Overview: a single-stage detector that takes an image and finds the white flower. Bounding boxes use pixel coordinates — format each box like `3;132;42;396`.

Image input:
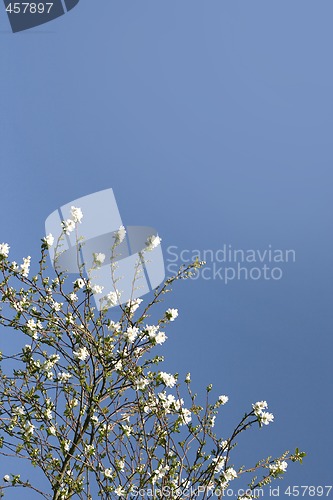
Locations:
116;459;125;472
145;234;161;251
152;464;170;484
159;371;176;388
91;414;100;424
93;252;105;266
44;234;54;247
219;395;229;405
25;422;35;435
143;325;168;344
166;308;178;321
114;225;126;244
252;401;268;414
124;326;139;343
108;320;121;332
269;460;288;474
57;372;72;382
185;372;191;383
3;475;10;482
27;319;37;331
104;468;113;479
120;412;130;422
252;401;273;425
211;416;216;428
114;360;122;371
154;465;170;480
143;403;153;413
114;485;126;496
135;378;149;391
269;464;278;473
51;301;62;312
223;467;237;481
11;261;19;271
13;299;24;312
63;440;71;452
220;440;229;450
45;408;53;420
158;392;177;412
126;298;143;314
85;444;95;455
107;291;119;307
70;206;83;224
92;284;104;294
62;219;75;235
0;243;10;258
73;278;85;289
145;324;159;339
279;461;288;472
66;313;75;326
180;408;192;425
20;256;31;277
69;398;79;408
73;347;89;361
48;426;56;435
12;406;25;416
260;411;274;425
122;424;132;436
212;456;226;473
155;331;167;345
65;294;77;305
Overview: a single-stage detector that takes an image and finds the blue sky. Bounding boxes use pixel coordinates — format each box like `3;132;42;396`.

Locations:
1;0;333;497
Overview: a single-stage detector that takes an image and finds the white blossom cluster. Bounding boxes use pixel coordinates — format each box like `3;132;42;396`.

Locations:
44;233;54;247
0;246;32;278
141;390;192;426
145;234;161;252
61;206;83;236
269;460;288;475
252;400;274;426
93;252;105;267
73;346;89;362
165;308;178;321
0;242;10;258
158;371;177;388
114;225;126;244
143;324;167;345
126;297;143;314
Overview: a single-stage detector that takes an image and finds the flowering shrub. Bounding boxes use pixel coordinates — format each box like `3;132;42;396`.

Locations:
0;208;305;499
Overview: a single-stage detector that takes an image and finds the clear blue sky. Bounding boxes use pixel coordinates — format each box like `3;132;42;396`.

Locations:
1;1;333;497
